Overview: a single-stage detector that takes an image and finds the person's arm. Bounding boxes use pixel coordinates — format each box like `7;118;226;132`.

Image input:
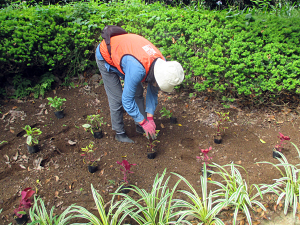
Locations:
145;83;159;117
121;56;146;123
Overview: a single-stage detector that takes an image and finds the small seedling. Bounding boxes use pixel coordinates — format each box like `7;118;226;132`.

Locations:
275;132;290;152
116;160;136;184
189;93;196;98
196;146;213;166
0;141;7;145
22;125;42;146
80;142;100;166
147;139;160;152
14;188;35;218
159;107;173;119
47;96;66;111
213;111;231;136
108;180;116;185
82;114;105;135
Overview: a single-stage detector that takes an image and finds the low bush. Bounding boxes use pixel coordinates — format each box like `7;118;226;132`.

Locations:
0;0;300;105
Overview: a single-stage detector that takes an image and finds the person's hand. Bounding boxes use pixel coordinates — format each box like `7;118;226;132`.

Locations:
140;119;156;139
147;117;156;130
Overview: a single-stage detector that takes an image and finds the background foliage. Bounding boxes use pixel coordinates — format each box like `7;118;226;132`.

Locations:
0;0;300;105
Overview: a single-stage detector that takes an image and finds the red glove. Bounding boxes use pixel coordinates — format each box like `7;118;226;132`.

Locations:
147;117;156;130
140;119;156;140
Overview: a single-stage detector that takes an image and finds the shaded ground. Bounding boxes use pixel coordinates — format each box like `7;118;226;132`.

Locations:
1;73;300;224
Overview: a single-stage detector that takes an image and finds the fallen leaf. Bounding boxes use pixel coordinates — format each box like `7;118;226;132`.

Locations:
12;151;19;161
4;154;9;161
257;207;263;213
55;191;60;198
121;155;127;158
55;201;63;208
237;161;242;164
172;37;176;44
12;106;17;109
178;124;182;126
68;140;77;145
35;109;44;116
100;169;104;176
33;157;43;170
45;178;51;184
20;164;26;169
166;55;171;58
10;129;14;133
260;139;266;143
55;176;59;182
161;123;165;128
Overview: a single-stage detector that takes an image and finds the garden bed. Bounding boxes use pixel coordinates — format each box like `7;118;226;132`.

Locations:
1;73;300;224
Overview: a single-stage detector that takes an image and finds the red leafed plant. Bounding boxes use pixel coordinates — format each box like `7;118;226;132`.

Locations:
275;132;290;152
14;187;35;218
116;160;136;184
196;146;213;166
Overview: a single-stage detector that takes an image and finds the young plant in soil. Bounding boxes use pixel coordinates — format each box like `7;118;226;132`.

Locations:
147;138;160;159
144;130;160;159
82;114;105;139
159;107;177;124
116;159;136;193
22;125;42;154
213;111;231;144
81;142;100;173
196;146;213;177
47;96;66;119
13;187;35;225
273;132;291;158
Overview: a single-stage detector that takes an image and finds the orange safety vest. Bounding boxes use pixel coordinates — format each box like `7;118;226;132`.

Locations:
100;34;165;81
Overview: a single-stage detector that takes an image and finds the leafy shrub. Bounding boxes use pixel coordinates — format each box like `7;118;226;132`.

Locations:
1;1;300;105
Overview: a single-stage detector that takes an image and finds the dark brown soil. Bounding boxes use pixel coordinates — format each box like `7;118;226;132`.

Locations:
1;74;300;224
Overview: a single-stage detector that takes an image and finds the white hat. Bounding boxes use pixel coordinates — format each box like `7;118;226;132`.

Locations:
154;58;184;93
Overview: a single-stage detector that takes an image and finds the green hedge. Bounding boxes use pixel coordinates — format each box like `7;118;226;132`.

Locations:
1;1;300;104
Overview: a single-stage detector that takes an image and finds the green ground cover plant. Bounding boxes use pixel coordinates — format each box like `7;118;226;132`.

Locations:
5;142;300;224
28;196;76;225
259;142;300;218
1;0;300;104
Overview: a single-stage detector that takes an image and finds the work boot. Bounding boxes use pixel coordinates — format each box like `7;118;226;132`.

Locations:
115;133;134;143
136;125;145;135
